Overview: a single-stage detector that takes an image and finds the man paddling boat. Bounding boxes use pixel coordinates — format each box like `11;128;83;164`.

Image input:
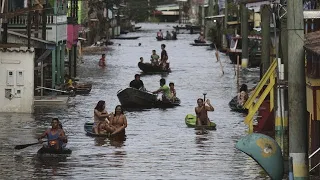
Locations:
38;118;68;150
195;98;214;126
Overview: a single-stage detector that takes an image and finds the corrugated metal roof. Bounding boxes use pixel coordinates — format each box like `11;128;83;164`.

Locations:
0;46;34;53
304;11;320;19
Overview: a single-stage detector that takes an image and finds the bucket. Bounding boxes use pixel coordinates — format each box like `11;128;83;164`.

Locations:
241;58;248;68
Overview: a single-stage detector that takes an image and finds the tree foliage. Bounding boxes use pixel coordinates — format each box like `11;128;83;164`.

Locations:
123;0;157;22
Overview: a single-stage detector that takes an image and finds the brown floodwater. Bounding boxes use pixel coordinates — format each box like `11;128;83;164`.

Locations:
0;23;269;179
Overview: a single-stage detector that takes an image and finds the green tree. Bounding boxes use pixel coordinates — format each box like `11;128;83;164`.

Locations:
124;0;157;22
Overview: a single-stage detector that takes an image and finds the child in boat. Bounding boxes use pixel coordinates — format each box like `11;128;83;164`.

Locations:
150;50;160;66
237;84;249;107
59;123;68;148
64;74;75;91
99;54;106;67
98;117;116;134
169;82;176;102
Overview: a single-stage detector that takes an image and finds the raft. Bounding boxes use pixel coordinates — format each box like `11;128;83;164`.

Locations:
84;122;111;137
228;96;248;114
185;114;216;130
37;147;72;157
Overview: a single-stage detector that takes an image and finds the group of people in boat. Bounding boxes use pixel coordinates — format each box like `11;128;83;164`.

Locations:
157;29;177;40
93;101;127;135
129;74;177;103
140;44;170;70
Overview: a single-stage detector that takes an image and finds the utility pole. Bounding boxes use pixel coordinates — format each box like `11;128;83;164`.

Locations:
260;4;270;76
240;3;248;68
27;0;32;49
288;0;309;179
222;0;228;50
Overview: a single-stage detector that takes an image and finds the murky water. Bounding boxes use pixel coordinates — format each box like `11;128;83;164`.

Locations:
0;23;268;179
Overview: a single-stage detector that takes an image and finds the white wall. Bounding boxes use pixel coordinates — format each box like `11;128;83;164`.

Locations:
0;47;35;113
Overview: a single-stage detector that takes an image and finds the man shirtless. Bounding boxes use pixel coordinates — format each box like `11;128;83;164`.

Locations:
195;98;214;126
110;105;127;136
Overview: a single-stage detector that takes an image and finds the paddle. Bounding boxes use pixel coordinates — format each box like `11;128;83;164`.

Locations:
14;140;47;150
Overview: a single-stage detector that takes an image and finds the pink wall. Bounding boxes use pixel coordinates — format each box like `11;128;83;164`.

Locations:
67;24;79;49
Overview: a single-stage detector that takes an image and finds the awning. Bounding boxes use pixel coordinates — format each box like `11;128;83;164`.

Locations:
304;10;320;19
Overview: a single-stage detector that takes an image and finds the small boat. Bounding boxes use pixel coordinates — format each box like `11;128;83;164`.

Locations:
117;87;158;108
138;62;171;73
37;147;72;157
114;36;140;40
228;96;248;113
194;39;206;44
185;114;216;130
155;98;181;108
190;43;212;46
84;122;111;137
156;37;177;41
135;26;142;30
120;30;129;34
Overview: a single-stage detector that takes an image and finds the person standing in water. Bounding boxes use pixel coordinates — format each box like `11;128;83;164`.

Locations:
99;54;106;67
38;118;68;150
195;98;214;126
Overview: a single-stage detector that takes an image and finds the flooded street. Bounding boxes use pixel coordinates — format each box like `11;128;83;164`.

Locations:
0;23;266;179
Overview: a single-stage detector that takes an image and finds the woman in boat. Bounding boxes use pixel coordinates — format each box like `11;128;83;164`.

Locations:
109;105;127;136
237;84;249;107
38;118;67;150
93;100;113;134
195;98;214;126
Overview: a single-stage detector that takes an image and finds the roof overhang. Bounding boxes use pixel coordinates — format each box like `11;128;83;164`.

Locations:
205;15;225;19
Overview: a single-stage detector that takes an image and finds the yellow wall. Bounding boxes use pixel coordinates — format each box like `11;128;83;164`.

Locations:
254;13;261;28
306;77;320;120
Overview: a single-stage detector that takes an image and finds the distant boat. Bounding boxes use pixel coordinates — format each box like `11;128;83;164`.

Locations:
138;62;171;73
113;36;140;40
135;26;142;30
190;43;212;47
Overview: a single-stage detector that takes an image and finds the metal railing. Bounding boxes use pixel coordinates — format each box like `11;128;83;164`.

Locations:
35;86;68;93
243;59;277;133
309;147;320;172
